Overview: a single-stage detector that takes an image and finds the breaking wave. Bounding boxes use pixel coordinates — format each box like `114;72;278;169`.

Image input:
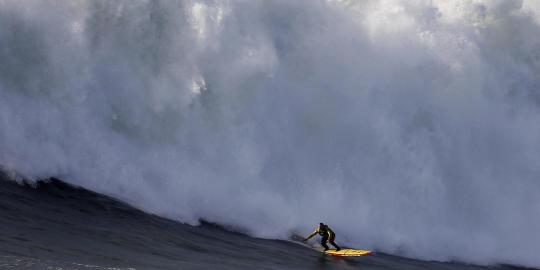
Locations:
1;0;539;267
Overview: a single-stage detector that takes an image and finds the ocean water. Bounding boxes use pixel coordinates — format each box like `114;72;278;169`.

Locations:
1;0;539;268
0;174;533;270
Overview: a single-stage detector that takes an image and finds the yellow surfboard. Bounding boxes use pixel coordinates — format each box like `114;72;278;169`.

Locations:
316;247;372;257
290;235;372;257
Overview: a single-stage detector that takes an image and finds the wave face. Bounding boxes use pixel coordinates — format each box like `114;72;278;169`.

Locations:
1;0;539;267
2;175;527;270
0;175;332;270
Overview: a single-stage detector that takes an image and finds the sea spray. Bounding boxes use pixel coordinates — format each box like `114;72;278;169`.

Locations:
0;0;539;267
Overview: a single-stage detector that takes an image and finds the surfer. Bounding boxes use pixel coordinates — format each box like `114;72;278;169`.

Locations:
303;223;341;251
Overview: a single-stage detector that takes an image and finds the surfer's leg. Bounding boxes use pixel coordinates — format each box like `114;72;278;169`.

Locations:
321;235;330;251
321;241;330;251
329;241;340;251
329;234;340;251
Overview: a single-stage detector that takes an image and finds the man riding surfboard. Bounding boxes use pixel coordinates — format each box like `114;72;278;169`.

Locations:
303;223;341;251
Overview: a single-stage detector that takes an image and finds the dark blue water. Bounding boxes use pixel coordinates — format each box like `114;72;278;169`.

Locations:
0;173;534;270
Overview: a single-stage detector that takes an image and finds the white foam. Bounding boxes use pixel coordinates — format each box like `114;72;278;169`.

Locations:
0;0;539;267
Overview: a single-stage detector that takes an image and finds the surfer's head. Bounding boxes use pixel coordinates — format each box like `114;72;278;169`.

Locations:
319;222;324;226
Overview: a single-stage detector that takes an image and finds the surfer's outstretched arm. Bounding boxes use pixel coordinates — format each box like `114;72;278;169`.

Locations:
304;231;317;241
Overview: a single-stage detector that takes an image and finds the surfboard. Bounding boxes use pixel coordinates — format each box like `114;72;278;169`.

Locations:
317;248;372;257
290;235;372;257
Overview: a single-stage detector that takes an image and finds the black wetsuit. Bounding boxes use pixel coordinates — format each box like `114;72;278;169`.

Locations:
306;224;341;251
318;225;340;251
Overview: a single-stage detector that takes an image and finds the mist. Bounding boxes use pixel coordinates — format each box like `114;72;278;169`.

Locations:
1;0;539;267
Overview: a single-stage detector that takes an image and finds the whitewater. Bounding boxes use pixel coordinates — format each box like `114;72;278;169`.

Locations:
1;0;539;268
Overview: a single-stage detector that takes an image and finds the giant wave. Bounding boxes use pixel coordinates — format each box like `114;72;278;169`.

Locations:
1;0;539;268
